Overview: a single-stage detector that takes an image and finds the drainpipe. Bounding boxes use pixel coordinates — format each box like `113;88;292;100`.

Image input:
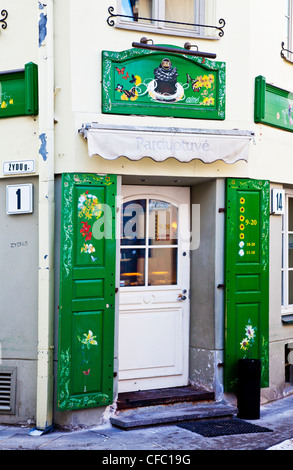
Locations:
35;0;55;432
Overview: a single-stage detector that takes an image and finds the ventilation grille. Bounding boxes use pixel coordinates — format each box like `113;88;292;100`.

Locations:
0;367;16;414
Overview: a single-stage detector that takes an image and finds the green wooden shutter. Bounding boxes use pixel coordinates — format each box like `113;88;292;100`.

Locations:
0;62;38;119
224;178;270;392
57;173;117;411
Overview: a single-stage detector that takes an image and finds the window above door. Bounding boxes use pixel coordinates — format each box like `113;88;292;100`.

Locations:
115;0;218;39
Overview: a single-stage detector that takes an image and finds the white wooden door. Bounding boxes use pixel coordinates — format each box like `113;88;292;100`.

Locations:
118;186;190;392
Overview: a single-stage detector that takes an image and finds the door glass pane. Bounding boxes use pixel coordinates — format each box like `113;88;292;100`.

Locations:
148;248;177;285
165;0;196;30
289;270;293;304
120;248;145;286
121;199;146;245
149;199;178;245
282;233;284;269
121;0;153;24
289;234;293;268
289;198;293;231
281;270;284;305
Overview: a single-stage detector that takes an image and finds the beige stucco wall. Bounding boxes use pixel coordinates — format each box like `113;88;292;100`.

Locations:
190;178;293;402
0;0;39;175
1;0;292;183
0;176;39;423
0;1;39;424
263;182;293;402
189;180;225;397
50;0;292;185
1;0;293;426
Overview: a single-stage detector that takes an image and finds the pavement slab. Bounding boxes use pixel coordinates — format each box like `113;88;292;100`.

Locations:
0;394;293;451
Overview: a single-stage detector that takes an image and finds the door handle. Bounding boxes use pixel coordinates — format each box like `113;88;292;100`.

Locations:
177;294;187;301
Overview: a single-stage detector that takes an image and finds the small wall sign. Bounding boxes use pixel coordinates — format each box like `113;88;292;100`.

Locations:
3;160;35;175
271;189;285;215
6;184;33;214
255;75;293;133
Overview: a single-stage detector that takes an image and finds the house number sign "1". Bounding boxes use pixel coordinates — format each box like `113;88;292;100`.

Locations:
6;184;33;214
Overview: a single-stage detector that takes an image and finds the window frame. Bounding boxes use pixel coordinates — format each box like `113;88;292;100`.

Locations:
282;190;293;313
285;0;293;62
116;0;217;39
120;197;180;289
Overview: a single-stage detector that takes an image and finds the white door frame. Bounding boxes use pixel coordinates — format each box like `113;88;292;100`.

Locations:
118;185;190;392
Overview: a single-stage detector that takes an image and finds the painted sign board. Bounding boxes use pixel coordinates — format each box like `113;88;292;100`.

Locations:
255;75;293;132
0;62;38;119
3;160;35;175
224;178;270;392
102;47;225;120
6;184;33;214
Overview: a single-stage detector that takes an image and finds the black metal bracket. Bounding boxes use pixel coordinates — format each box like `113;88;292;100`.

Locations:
0;9;8;29
107;6;225;37
132;38;217;58
281;41;293;59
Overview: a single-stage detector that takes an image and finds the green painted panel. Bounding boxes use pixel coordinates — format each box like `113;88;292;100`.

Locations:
235;274;260;293
254;75;293;132
224;179;270;392
0;62;38;118
102;47;225;120
73;280;104;299
57;173;117;411
72;311;103;395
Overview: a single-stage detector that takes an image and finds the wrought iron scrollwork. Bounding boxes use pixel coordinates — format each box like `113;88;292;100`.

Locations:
0;9;8;29
107;6;225;37
281;41;293;59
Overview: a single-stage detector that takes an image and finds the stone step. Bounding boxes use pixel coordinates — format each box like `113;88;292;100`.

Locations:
110;402;238;430
117;386;214;410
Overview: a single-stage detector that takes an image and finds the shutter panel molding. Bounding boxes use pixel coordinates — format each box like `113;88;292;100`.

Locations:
57;173;117;411
224;178;270;392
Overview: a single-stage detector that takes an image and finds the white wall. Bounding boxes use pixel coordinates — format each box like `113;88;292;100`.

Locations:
51;0;293;185
1;0;293;423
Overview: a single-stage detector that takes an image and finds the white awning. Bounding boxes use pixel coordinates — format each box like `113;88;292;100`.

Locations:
79;124;254;164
